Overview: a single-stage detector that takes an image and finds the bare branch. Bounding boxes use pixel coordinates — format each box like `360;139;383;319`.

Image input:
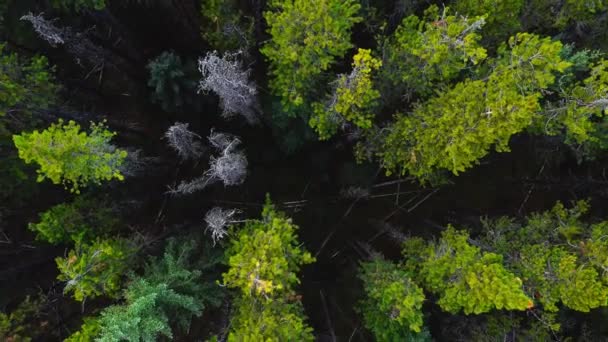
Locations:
164;122;204;160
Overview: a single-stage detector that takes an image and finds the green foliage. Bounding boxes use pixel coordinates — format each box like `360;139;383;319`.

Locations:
0;43;58;129
224;197;315;340
228;297;314;341
310;48;382;140
64;317;101;342
28;196;118;244
452;0;523;42
56;237;132;301
12;119;127;193
261;0;361;115
405;226;532;314
381;5;487;97
200;0;253;51
381;33;570;182
480;201;608;313
146;51;200;113
541;59;608;158
223;198;315;298
50;0;105;11
94;238;221;341
0;295;46;342
358;258;426;340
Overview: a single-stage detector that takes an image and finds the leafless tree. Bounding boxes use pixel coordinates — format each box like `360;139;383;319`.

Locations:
20;13;65;46
204;207;242;245
168;130;248;195
164;122;204;160
21;12;105;68
198;50;259;125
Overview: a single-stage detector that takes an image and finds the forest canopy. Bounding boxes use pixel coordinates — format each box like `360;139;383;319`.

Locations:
2;0;608;341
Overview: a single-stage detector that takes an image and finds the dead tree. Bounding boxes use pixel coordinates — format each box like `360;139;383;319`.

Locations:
164;122;204;161
198;51;259;125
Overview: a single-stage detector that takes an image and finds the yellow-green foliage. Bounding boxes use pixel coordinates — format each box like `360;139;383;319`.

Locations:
56;238;132;301
381;33;570;182
261;0;361;115
405;227;532;315
223;199;314;298
543;60;608;148
452;0;523;41
64;317;101;342
481;201;608;313
224;197;315;340
13;119;127;193
358;258;426;340
382;5;487;96
0;44;58;126
228;297;314;341
310;48;382;139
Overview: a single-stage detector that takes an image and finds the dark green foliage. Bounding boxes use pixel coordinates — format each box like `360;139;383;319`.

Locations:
28;196;118;244
93;238;223;341
146;51;200;113
200;0;253;51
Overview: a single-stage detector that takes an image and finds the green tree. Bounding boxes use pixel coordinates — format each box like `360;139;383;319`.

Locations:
28;196;118;244
56;237;132;301
94;238;222;341
146;51;200;113
380;33;571;182
381;5;487;97
540;59;608;159
403;227;533;315
13;119;127;193
358;258;428;341
310;48;382;140
228;297;314;341
224;197;315;340
222;198;315;298
479;201;608;313
261;0;361;115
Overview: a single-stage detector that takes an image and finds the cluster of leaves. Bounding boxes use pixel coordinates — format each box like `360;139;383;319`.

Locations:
540;59;608;159
56;237;133;301
403;226;532;315
310;48;382;140
223;197;315;340
67;238;223;341
452;0;523;43
381;5;487;98
357;258;428;341
479;201;608;314
12;119;127;193
261;0;362;115
380;33;570;182
28;195;118;244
